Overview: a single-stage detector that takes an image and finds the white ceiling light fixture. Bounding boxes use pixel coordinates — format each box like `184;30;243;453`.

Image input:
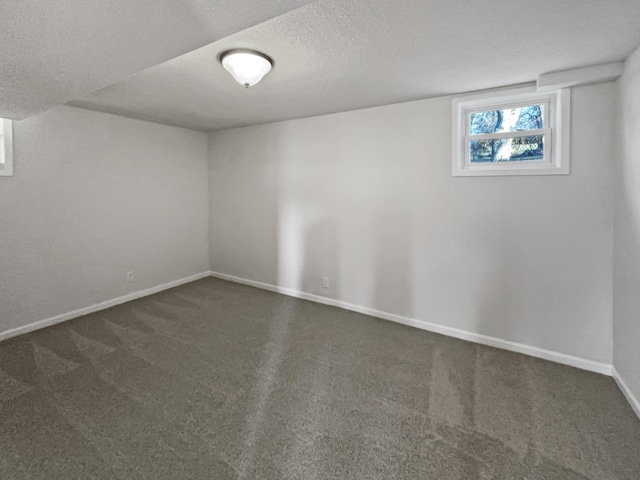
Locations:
219;49;274;88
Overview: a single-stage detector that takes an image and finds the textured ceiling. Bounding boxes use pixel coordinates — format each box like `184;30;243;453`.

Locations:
0;0;314;119
70;0;640;132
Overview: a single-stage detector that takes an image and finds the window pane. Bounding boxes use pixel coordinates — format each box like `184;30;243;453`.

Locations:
470;105;544;134
470;135;544;163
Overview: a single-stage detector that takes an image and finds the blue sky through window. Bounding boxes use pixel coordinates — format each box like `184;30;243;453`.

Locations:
470;105;544;135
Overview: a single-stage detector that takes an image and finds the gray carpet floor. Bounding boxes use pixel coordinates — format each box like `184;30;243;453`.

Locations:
0;277;639;479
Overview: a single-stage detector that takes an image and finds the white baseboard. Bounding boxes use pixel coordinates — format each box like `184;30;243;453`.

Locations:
209;271;613;376
1;269;630;413
0;272;211;343
613;368;640;420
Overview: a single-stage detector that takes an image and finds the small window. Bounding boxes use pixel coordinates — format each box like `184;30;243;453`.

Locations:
0;118;13;177
452;87;570;176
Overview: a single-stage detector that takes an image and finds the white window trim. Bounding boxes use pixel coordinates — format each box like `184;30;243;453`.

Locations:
452;86;570;177
0;118;14;177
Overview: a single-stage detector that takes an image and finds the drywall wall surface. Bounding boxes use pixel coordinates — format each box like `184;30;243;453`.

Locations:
0;106;209;333
209;82;615;364
614;45;640;402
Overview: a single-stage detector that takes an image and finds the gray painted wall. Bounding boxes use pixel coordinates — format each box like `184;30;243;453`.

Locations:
614;45;640;403
209;83;615;365
0;106;210;334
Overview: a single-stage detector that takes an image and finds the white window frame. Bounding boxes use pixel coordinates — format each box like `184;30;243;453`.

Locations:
452;86;570;176
0;118;14;177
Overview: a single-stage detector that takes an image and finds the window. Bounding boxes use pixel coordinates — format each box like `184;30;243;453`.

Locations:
0;118;13;177
452;87;570;176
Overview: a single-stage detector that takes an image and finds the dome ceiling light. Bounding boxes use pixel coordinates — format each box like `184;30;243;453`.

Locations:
219;49;274;88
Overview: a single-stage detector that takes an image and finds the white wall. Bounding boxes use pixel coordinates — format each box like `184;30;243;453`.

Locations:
614;45;640;404
0;106;209;335
209;83;615;366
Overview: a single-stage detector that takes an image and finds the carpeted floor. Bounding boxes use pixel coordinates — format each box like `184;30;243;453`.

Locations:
0;277;639;479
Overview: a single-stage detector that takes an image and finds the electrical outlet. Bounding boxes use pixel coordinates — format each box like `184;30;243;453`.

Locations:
323;277;330;289
126;271;134;282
